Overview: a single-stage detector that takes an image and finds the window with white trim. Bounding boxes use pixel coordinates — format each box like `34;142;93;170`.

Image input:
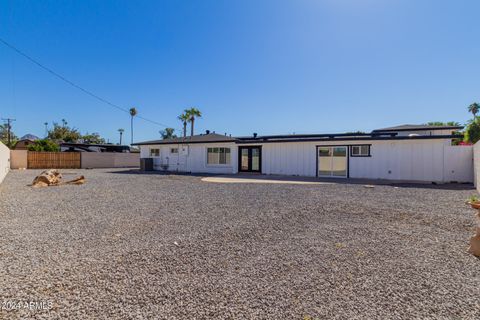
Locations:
170;148;178;154
207;147;231;165
149;148;160;157
351;145;370;157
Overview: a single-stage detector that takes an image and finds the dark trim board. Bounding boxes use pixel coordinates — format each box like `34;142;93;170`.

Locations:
135;134;462;146
238;134;461;144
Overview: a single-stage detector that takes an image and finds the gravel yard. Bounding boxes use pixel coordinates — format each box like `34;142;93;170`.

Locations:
0;169;479;319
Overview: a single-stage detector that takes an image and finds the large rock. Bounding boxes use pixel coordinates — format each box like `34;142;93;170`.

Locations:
468;228;480;256
30;169;85;187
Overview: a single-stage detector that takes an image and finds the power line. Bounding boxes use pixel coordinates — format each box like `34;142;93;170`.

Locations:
0;36;173;128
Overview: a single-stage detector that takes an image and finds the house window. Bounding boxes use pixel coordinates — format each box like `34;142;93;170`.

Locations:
351;145;370;157
207;147;231;165
149;148;160;157
170;148;178;154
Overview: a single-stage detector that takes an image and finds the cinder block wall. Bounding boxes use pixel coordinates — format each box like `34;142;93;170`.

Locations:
81;153;139;168
10;150;28;169
0;142;10;184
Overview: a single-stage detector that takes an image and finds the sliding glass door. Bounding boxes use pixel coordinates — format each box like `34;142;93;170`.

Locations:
318;146;347;177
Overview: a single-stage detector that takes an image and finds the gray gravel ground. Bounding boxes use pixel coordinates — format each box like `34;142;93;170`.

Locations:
0;169;479;319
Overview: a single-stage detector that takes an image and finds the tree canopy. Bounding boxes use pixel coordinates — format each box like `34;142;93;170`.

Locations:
160;128;177;139
27;139;60;152
46;121;107;143
0;123;18;147
426;121;461;126
82;132;106;144
47;122;81;142
464;119;480;144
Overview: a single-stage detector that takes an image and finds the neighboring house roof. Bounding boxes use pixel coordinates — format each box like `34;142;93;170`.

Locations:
60;142;131;152
132;133;237;146
13;139;36;150
372;124;463;132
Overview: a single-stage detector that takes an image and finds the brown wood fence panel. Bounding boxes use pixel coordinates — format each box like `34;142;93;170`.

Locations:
27;152;81;169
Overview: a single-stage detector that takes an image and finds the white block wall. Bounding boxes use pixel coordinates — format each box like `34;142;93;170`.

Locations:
0;142;10;184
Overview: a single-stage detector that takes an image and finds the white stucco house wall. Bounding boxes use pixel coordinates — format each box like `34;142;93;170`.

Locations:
133;124;473;183
0;141;10;184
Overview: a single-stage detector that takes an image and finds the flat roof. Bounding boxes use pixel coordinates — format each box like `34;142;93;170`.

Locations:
372;124;463;132
237;134;463;144
134;132;463;145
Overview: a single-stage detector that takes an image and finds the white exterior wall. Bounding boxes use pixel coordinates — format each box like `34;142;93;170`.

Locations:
140;143;237;174
257;139;472;182
140;139;472;183
261;142;317;176
0;142;10;184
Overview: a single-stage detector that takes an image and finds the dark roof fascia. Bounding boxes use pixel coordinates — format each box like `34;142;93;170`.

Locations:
236;132;396;140
236;134;463;144
372;126;463;132
132;139;238;146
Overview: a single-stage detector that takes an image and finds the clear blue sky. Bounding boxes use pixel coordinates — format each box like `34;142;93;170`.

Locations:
1;0;479;143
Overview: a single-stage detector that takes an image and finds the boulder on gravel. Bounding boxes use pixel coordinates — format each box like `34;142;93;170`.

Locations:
30;169;85;187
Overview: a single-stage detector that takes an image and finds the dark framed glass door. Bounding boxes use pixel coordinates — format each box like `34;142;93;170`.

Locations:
317;146;348;178
238;146;262;172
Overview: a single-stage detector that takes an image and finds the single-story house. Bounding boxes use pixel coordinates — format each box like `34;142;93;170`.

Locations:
133;124;473;183
13;134;40;150
13;139;36;150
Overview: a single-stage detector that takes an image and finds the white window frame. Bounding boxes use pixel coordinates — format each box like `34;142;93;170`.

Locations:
350;145;371;157
206;147;232;166
170;147;179;154
149;148;160;157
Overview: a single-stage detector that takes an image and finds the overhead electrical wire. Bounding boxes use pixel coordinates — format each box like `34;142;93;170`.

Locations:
0;36;172;128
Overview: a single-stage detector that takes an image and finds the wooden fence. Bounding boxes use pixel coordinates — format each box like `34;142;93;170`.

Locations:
27;152;81;169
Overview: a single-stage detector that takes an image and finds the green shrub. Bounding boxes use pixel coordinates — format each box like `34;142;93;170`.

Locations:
464;120;480;144
27;139;60;152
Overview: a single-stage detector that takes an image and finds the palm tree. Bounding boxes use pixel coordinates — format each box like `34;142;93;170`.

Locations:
129;107;137;144
468;103;479;120
178;112;189;138
118;128;124;145
185;107;202;136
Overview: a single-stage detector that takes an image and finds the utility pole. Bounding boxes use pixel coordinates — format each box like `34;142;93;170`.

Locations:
44;122;48;138
1;118;16;146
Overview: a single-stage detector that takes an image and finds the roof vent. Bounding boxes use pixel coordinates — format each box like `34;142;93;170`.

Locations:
206;130;210;134
253;133;258;138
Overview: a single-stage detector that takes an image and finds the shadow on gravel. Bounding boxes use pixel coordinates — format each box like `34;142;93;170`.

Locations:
106;169;219;178
106;169;475;191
